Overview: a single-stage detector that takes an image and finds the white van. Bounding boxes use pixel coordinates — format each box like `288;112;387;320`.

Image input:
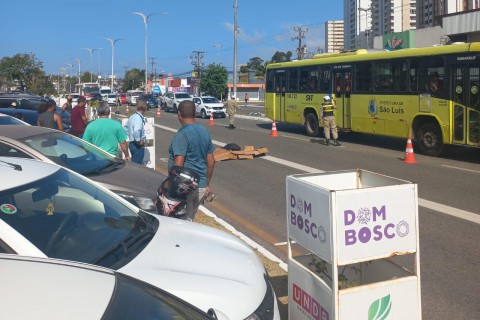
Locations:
126;90;144;106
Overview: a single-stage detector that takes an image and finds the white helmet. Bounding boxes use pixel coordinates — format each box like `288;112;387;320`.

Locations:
323;95;331;101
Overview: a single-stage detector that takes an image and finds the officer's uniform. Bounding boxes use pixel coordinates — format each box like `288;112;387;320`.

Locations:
321;96;340;146
226;96;239;129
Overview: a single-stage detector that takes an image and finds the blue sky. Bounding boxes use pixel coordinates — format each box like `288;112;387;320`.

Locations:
0;0;342;78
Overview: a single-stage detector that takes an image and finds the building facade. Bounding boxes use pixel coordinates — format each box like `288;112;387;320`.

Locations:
325;20;345;52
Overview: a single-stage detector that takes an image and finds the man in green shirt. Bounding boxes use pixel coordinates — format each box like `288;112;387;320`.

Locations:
83;103;131;160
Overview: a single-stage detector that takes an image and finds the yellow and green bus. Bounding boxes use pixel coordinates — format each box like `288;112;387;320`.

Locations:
265;42;480;156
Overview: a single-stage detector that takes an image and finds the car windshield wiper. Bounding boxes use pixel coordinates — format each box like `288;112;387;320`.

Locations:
90;220;154;266
83;160;124;175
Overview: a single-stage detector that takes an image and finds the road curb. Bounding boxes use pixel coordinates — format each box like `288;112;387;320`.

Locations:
199;205;288;272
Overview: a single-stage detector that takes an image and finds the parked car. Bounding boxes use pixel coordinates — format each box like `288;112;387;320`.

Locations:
0;254;224;320
145;93;158;110
193;96;226;119
0;113;30;125
0;157;280;320
0;125;162;212
126;90;145;106
164;92;192;113
120;93;127;104
0;97;70;129
104;93;118;105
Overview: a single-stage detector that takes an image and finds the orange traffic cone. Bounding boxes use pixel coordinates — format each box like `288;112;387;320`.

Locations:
403;137;416;164
270;121;278;137
209;113;214;126
156;107;161;118
125;104;130;116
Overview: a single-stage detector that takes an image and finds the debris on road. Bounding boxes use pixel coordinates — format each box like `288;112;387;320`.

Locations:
213;146;269;161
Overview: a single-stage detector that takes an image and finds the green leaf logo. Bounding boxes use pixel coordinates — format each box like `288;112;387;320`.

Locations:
368;294;392;320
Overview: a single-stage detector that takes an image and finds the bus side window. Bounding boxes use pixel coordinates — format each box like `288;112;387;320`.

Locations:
355;62;372;92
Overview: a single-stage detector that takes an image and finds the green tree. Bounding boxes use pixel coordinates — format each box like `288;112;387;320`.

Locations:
0;53;45;92
270;51;293;63
80;72;95;83
199;64;228;99
122;68;145;92
29;74;56;95
246;57;264;71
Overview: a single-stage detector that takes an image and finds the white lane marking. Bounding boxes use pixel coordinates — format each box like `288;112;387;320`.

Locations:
154;123;479;224
200;205;288;272
442;165;480;174
262;156;325;173
419;199;480;224
275;241;296;246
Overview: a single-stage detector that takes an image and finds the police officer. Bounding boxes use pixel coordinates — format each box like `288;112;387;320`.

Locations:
226;95;239;129
321;95;341;146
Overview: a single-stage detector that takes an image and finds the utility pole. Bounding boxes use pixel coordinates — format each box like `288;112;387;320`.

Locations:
233;0;238;99
123;66;130;90
292;26;308;60
149;57;157;86
191;51;204;96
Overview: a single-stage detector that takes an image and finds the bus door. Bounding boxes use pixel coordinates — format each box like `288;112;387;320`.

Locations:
274;72;287;122
332;66;352;130
451;65;480;146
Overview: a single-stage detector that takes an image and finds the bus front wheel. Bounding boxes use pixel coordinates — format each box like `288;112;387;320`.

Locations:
415;123;444;156
305;113;319;137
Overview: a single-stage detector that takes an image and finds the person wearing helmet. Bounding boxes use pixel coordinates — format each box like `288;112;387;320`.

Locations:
226;94;239;129
167;100;215;221
321;95;341;146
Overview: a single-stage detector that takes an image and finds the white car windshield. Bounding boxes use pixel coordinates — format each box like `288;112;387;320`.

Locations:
175;93;190;99
0;168;158;269
202;97;220;103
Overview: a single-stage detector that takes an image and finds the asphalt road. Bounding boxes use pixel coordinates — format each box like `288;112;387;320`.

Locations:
116;105;480;320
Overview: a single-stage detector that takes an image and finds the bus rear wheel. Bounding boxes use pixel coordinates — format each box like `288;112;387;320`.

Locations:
415;123;444;156
305;113;319;137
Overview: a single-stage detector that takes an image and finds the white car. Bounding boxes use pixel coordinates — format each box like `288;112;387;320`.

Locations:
0;254;224;319
193;96;226;119
104;93;118;105
164;92;192;113
0;157;279;320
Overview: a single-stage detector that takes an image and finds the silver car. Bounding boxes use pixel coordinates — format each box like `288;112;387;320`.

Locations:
0;254;221;320
0;125;162;212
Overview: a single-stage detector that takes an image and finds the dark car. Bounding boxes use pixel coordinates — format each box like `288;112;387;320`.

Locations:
0;125;164;212
0;94;71;130
145;94;158;110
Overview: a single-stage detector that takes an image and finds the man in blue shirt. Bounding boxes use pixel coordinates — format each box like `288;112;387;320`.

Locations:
168;100;215;221
126;100;147;164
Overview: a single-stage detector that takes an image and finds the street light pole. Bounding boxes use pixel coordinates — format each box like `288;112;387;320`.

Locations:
65;63;74;93
233;0;238;99
75;58;81;89
94;48;103;85
131;11;166;93
101;37;122;91
83;48;95;82
358;7;371;49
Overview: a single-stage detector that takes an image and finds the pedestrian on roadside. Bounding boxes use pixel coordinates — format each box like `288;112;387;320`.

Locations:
83;103;130;160
226;95;239;129
69;96;89;138
168;100;215;221
244;93;249;106
321;95;341;146
37;100;64;131
126;100;147;164
61;95;73;112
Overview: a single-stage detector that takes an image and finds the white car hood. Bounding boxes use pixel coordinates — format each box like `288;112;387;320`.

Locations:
119;215;267;319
